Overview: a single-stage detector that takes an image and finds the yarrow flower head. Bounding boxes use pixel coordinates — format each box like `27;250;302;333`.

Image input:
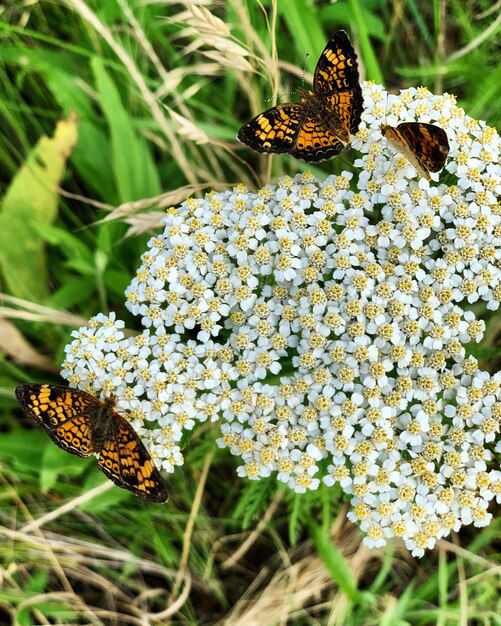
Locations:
61;83;501;556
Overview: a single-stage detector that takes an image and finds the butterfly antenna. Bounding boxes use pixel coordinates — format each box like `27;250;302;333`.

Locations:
377;90;391;174
265;51;310;103
300;52;310;87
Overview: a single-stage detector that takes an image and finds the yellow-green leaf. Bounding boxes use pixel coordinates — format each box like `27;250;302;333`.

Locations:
0;113;78;301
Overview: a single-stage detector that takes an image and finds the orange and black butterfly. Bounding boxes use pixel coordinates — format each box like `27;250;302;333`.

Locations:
380;122;450;180
15;384;168;503
237;30;363;162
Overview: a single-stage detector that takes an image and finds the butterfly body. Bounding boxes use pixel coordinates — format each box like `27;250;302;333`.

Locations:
238;31;363;163
15;384;168;503
380;122;449;180
297;87;349;141
80;396;120;456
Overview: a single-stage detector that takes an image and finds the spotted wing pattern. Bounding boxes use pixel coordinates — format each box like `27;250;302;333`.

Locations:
47;416;95;457
15;383;168;503
313;30;363;137
15;384;100;428
291;114;344;162
98;416;168;503
380;122;450;180
237;30;363;162
237;103;307;156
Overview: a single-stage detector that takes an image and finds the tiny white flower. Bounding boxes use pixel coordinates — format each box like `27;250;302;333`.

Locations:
61;84;500;556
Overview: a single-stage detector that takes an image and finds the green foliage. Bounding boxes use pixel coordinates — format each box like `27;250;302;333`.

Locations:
0;428;92;489
16;602;79;626
231;476;277;528
347;0;383;83
0;1;499;624
91;57;161;202
309;521;366;603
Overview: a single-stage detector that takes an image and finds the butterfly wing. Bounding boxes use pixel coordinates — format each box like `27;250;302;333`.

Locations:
381;122;450;179
15;384;99;457
237;103;307;155
16;384;168;501
46;417;95;457
313;30;363;138
290;116;344;162
237;31;362;159
396;122;450;174
97;413;168;503
237;103;344;162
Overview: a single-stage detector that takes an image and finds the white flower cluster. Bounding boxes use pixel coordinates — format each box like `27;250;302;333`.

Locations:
61;83;501;556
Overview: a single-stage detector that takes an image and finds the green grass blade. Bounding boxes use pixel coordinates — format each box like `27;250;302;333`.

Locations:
277;0;326;63
308;520;364;604
91;57;161;203
348;0;383;83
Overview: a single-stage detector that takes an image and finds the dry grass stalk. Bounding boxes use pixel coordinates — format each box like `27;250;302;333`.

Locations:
167;108;210;144
221;490;285;571
172;1;254;73
179;3;232;38
65;0;197;186
447;10;501;61
0;318;59;373
0;521;193;623
0;294;87;327
98;184;214;223
220;514;375;625
155;63;222;96
21;483;114;534
123;211;170;237
98;181;236;234
201;49;254;73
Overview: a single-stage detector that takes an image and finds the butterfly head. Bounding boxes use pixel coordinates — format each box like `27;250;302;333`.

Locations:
298;87;313;103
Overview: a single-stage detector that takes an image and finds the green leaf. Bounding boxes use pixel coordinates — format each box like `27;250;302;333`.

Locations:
320;2;386;41
45;57;117;199
309;520;364;604
25;571;49;594
0;426;91;490
104;268;131;298
0;430;44;473
379;581;415;626
231;478;275;528
72;120;117;202
31;222;94;270
347;0;384;83
0;113;78;301
49;278;96;309
91;57;161;202
466;346;501;360
16;601;79;625
368;542;394;594
40;444;91;492
26;52;117;201
288;492;302;543
277;1;326;66
79;470;132;512
438;551;448;613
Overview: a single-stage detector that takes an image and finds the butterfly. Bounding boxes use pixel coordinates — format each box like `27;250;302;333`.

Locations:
379;122;450;180
237;30;363;163
15;384;168;503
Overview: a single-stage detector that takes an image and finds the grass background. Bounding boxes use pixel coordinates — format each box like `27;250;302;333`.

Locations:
1;0;500;624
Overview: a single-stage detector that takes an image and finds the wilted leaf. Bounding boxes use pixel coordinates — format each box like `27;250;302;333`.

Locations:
0;113;78;301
